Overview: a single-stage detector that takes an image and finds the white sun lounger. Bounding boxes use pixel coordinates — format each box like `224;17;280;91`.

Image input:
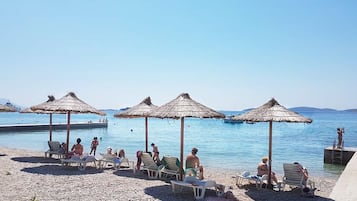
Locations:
60;156;97;171
236;171;268;189
97;154;135;172
171;176;225;199
160;156;181;180
45;141;66;159
141;152;163;179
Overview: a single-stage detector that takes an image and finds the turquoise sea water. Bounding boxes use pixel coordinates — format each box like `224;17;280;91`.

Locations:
1;109;356;179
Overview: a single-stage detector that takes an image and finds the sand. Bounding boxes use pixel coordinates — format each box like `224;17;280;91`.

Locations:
0;146;337;201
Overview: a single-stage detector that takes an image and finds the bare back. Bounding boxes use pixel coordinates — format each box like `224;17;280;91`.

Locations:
186;154;200;169
72;144;83;155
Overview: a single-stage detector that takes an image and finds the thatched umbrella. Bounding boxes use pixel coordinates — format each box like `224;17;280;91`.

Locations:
31;92;106;152
114;96;158;152
150;93;225;179
21;95;61;141
232;98;312;187
0;104;17;112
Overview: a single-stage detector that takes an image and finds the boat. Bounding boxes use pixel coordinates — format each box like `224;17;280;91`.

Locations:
223;115;243;124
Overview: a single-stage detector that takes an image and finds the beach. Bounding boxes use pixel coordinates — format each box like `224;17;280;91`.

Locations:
0;146;337;201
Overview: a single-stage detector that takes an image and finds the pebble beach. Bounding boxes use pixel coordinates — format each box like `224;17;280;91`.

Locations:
0;146;338;201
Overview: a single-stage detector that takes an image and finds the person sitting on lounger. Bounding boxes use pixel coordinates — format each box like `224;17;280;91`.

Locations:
294;162;309;184
59;142;67;154
257;156;278;184
107;146;113;155
118;149;125;158
186;147;204;180
67;138;83;158
112;148;126;169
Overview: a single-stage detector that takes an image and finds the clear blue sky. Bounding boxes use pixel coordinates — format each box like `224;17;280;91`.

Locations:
1;1;356;110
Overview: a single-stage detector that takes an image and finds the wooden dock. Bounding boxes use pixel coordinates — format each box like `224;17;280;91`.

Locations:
0;121;108;132
324;146;357;165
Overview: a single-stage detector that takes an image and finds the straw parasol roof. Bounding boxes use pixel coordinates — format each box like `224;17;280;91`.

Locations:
150;93;225;179
232;98;313;123
21;95;62;141
114;96;158;152
30;92;106;152
150;93;225;119
21;95;56;113
31;92;105;115
114;97;158;118
0;104;17;112
232;98;312;187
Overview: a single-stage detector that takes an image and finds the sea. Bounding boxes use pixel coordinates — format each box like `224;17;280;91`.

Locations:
1;109;356;180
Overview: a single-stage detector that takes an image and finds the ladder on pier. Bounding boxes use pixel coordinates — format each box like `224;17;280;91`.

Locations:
331;141;344;165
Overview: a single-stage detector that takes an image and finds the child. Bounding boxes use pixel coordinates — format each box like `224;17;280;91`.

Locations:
90;137;99;155
151;143;161;165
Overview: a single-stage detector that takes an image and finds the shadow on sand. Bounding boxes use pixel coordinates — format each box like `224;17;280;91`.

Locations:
21;164;103;175
11;156;60;164
112;169;168;181
144;184;219;201
112;169;183;183
113;170;218;200
0;153;7;157
243;184;334;201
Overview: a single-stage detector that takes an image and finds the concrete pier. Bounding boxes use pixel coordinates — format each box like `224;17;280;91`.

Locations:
330;152;357;201
324;146;357;165
0;121;108;132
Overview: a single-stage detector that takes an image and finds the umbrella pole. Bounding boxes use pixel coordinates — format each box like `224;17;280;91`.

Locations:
145;117;148;152
49;113;53;141
180;117;184;180
66;111;71;153
268;121;273;187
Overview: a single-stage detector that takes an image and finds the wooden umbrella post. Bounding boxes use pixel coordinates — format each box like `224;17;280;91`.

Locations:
49;113;53;142
145;117;148;152
180;117;185;181
66;111;71;153
268;120;273;188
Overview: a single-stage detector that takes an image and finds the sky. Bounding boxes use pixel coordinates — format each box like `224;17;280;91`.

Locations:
1;1;356;110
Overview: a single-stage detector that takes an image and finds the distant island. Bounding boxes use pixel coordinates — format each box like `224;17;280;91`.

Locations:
0;98;22;111
290;107;357;113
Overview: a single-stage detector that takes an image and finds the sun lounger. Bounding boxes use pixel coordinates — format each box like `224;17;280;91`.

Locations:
160;156;181;180
141;152;163;179
98;154;119;169
236;171;268;189
60;155;97;171
282;163;316;193
45;141;66;159
282;163;306;191
98;154;134;172
171;176;225;199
